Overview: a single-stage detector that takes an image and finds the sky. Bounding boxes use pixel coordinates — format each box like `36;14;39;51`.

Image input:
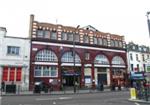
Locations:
1;0;150;45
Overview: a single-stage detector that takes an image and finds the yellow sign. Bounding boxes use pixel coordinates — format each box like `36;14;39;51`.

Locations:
130;88;137;100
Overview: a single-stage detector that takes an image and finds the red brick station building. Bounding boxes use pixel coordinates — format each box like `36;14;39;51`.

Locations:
29;15;128;91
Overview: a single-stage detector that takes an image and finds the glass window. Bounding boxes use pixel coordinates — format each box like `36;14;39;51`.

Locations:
93;37;97;44
34;66;42;76
74;34;80;42
68;33;73;41
44;30;50;38
94;54;109;64
50;31;57;40
114;40;119;47
85;53;90;60
131;64;134;71
142;54;145;61
112;56;125;65
111;40;115;47
136;54;139;61
83;35;89;43
34;66;58;77
61;52;81;63
103;39;108;46
147;54;150;59
119;41;123;47
7;46;20;55
130;53;133;61
98;38;103;45
51;66;57;76
35;49;58;62
61;32;67;40
37;30;44;38
43;66;50;76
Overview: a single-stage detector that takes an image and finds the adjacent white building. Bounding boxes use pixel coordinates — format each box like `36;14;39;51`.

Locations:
0;27;30;91
127;42;150;80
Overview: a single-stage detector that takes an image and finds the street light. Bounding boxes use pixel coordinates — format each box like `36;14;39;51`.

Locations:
73;25;80;93
146;12;150;37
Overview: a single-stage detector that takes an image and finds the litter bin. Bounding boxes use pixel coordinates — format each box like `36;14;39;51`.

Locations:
34;82;41;93
130;88;137;100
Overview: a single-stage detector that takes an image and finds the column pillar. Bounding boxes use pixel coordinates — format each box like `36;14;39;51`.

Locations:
58;61;61;90
109;66;113;85
91;63;95;89
80;63;85;87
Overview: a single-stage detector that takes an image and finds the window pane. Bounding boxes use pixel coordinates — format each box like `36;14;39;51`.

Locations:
115;41;119;47
83;35;89;43
37;30;44;38
62;32;67;40
111;40;115;47
43;66;50;76
103;39;107;46
35;50;57;61
44;31;50;38
7;46;20;55
34;66;42;76
68;33;73;41
98;38;102;45
75;34;80;42
119;41;123;47
93;37;97;44
51;67;57;76
51;31;57;39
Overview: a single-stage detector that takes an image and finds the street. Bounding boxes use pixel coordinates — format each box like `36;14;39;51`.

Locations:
1;91;147;105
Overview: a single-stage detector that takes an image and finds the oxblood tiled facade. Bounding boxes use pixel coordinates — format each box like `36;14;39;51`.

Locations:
29;15;128;91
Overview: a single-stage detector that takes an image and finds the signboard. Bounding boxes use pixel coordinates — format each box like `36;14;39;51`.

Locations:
130;72;144;80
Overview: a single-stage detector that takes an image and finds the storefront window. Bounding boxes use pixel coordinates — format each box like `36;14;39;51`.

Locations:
34;66;58;77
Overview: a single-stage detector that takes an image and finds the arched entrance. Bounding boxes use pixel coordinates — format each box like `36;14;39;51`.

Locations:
111;56;126;86
61;51;81;88
94;54;110;86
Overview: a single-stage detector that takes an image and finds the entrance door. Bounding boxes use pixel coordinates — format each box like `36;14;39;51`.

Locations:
64;76;74;86
98;74;107;85
63;76;80;86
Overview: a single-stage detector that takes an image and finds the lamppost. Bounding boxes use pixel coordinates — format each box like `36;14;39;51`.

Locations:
145;12;150;101
146;12;150;37
73;25;80;93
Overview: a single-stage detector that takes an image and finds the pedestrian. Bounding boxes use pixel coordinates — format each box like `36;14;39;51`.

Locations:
1;81;5;92
100;82;104;91
117;80;121;91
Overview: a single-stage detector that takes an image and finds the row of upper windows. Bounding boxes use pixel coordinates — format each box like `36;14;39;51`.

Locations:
129;53;150;61
36;30;123;47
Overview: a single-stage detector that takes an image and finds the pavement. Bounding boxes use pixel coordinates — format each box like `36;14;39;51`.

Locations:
1;87;150;104
1;87;127;96
128;98;150;104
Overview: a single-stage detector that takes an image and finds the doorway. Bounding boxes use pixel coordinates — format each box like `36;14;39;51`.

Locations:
98;74;107;85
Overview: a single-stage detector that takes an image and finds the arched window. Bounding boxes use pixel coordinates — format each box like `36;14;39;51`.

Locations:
94;54;109;64
61;52;81;63
112;56;125;65
35;49;58;62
